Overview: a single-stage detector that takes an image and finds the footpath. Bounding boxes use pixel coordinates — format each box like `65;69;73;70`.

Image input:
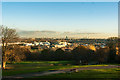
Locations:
3;65;120;78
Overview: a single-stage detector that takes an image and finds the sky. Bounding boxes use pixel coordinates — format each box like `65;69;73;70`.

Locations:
2;0;120;2
2;2;118;34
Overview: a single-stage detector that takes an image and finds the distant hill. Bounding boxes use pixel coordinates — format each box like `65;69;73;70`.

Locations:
17;30;117;39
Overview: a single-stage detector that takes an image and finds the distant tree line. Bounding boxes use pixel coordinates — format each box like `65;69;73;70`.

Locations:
25;44;119;64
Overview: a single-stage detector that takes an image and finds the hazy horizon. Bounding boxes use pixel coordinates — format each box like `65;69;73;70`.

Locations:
2;2;118;38
17;30;117;39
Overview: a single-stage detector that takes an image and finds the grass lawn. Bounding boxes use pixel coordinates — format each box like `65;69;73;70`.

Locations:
3;61;73;76
2;61;119;77
33;68;120;78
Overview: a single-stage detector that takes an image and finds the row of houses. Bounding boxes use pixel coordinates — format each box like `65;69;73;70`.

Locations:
3;41;106;48
2;41;107;51
1;41;119;55
4;41;70;48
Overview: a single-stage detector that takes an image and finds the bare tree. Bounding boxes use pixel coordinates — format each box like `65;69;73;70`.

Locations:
0;26;25;69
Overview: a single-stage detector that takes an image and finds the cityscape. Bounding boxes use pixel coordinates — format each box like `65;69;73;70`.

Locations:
2;37;116;52
1;1;120;80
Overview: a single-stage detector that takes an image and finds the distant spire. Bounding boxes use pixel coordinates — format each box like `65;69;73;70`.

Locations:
66;36;68;40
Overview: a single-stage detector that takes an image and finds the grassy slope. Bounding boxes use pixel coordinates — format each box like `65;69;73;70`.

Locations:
2;61;119;77
33;68;120;78
3;61;73;76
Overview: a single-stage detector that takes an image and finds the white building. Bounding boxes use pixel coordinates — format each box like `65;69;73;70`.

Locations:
59;42;67;46
39;42;43;45
34;42;39;46
55;44;66;48
24;43;34;46
55;42;68;48
43;42;50;46
39;41;50;46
